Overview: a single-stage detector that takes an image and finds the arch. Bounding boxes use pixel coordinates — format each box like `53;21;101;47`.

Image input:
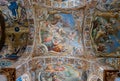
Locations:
87;74;102;81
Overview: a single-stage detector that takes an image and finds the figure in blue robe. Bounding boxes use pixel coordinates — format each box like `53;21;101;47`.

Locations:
8;1;18;17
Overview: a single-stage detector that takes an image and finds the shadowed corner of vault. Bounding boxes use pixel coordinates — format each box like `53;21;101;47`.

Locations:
0;68;16;81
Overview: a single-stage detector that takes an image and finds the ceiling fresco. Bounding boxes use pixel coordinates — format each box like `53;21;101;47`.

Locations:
96;0;120;11
0;0;120;81
27;57;90;81
0;0;34;61
37;8;85;56
41;11;83;54
91;0;120;57
39;64;80;81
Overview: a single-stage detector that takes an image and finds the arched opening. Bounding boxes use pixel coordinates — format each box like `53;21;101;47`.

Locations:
97;78;101;81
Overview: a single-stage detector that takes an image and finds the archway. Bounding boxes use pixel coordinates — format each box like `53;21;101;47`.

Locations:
87;75;102;81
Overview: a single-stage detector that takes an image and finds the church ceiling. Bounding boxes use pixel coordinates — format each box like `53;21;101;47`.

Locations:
0;0;120;81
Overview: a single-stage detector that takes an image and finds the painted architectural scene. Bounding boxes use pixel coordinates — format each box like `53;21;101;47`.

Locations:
0;0;119;81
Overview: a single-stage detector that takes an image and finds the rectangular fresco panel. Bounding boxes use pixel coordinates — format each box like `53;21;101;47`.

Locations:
38;64;80;81
39;8;84;56
91;5;120;57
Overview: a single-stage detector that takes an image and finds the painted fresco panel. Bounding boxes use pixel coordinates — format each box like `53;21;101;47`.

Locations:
91;1;120;57
38;64;80;81
40;8;84;56
0;0;34;60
